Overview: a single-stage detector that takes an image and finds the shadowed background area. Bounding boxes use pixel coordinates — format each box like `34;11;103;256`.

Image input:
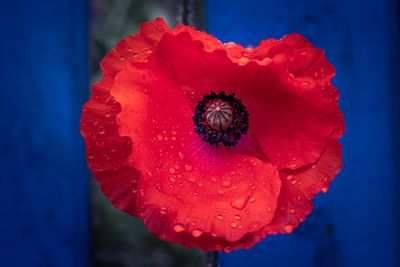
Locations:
0;0;399;267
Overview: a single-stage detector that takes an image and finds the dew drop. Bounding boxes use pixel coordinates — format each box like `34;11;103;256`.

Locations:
286;175;293;180
230;171;237;176
146;171;153;177
188;176;196;183
169;176;176;183
234;215;241;220
178;151;185;160
224;246;232;253
88;153;94;160
289;208;296;214
216;214;224;220
249;197;256;203
321;187;328;193
283;224;294;233
218;190;225;195
231;197;247;210
160;206;167;214
230;222;238;228
168;167;176;174
173;224;185;233
289;163;298;168
191;229;203;238
155;183;162;191
300;81;310;86
211;176;218;183
221;178;232;188
267;206;272;212
98;127;105;135
184;164;193;172
103;154;111;161
157;134;163;141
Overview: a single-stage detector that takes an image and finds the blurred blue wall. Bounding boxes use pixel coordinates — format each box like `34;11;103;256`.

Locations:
0;1;89;267
207;0;400;267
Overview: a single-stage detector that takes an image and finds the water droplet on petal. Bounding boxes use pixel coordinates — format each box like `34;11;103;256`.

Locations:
211;176;218;183
155;183;162;191
168;167;176;174
192;229;203;238
157;134;163;141
178;151;185;160
173;224;185;232
230;222;238;228
184;164;193;172
267;206;272;212
221;178;232;188
231;197;247;210
160;206;167;214
321;187;328;193
249;197;256;203
230;171;237;176
224;246;232;253
98;127;105;135
284;224;294;233
234;215;241;220
289;208;296;214
216;214;224;220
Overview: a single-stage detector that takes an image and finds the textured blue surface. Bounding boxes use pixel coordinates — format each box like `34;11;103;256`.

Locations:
208;0;399;267
0;1;89;267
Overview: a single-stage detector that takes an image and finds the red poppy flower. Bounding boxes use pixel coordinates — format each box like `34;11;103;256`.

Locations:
81;17;344;252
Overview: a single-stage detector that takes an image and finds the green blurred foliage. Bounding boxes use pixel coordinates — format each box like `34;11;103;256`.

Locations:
90;1;206;266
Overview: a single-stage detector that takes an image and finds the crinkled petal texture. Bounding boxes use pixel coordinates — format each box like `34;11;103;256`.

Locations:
81;18;344;252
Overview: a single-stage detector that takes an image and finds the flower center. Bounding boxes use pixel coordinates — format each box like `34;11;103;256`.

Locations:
205;100;233;131
193;91;249;146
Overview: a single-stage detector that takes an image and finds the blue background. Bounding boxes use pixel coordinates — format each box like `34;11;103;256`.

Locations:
0;0;399;266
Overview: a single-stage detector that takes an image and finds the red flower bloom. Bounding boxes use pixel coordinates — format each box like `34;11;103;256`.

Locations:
81;18;344;252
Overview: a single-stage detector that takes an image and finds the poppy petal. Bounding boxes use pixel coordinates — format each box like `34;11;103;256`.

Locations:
80;81;140;216
264;138;342;234
151;31;343;169
110;61;281;251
